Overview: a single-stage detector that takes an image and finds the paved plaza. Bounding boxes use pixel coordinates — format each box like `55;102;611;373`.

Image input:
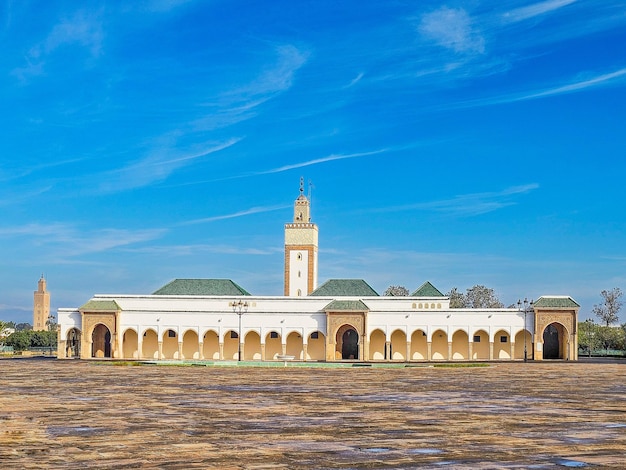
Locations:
1;359;625;468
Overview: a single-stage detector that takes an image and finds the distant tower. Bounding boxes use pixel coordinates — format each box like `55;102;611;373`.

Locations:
284;178;318;296
33;274;50;331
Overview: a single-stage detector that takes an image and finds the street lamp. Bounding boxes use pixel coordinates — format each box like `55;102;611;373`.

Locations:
229;300;249;361
517;298;533;362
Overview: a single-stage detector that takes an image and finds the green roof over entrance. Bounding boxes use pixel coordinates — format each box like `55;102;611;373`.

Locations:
533;296;580;308
323;300;370;312
79;300;121;312
411;281;445;297
153;279;251;296
310;279;379;297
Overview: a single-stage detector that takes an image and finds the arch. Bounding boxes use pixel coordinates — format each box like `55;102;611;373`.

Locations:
542;322;567;359
307;331;326;360
122;328;139;359
368;329;385;361
265;331;282;360
286;332;304;359
244;331;262;361
451;330;469;360
410;329;427;360
91;324;111;358
142;329;158;359
202;330;219;360
494;330;511;359
65;328;81;358
514;329;532;360
390;329;407;361
182;330;199;360
223;330;239;360
471;329;489;360
431;329;448;360
162;329;179;359
336;324;359;360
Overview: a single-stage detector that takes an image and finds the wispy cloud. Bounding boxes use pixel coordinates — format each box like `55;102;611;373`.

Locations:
0;223;166;257
418;7;485;54
503;0;577;23
370;184;539;217
181;205;290;225
12;9;103;81
99;137;240;193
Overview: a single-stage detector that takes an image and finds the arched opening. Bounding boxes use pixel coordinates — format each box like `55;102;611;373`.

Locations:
494;330;511;359
472;330;489;360
410;330;427;360
286;332;304;359
514;329;532;360
224;330;239;360
368;329;385;360
244;331;262;361
390;329;407;361
202;330;219;360
142;329;158;359
543;323;565;359
265;331;282;360
65;328;81;358
307;331;325;360
431;329;448;360
122;328;138;359
91;324;111;358
451;330;469;360
162;329;179;359
182;330;199;360
336;324;359;360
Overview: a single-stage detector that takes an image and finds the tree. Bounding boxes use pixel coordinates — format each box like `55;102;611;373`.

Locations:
578;319;601;356
447;287;465;308
383;285;409;296
15;323;32;331
592;288;623;327
447;285;503;308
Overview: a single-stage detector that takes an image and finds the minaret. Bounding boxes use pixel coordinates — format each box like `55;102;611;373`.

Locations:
284;178;318;296
33;274;50;331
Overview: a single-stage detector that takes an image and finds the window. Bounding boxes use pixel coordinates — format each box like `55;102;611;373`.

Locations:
230;331;238;339
311;332;319;339
167;330;176;338
500;336;508;343
473;335;481;342
270;332;279;339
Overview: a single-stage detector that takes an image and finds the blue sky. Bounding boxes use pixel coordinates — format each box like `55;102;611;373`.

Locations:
1;0;625;324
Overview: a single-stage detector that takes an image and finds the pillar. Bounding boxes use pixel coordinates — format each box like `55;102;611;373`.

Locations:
406;341;411;362
178;342;183;360
219;342;224;360
489;342;494;361
137;338;143;360
261;343;266;361
199;341;204;360
427;342;432;361
385;341;391;361
158;341;163;360
468;341;473;361
447;341;452;361
303;343;308;362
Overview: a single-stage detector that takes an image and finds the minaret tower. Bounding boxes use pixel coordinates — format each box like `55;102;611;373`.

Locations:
33;274;50;331
284;178;318;296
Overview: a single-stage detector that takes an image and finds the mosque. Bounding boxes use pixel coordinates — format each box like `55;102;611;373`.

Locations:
56;181;579;362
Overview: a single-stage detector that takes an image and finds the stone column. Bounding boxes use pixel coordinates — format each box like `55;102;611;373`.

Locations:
489;342;494;361
137;338;143;360
511;342;515;361
302;343;308;362
158;341;163;360
468;341;473;361
199;341;204;360
447;342;452;361
261;343;266;361
219;343;224;360
178;342;183;360
281;343;287;356
427;342;432;361
385;341;391;361
406;341;411;362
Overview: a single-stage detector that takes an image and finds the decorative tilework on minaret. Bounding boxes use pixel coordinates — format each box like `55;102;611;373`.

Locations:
33;274;50;331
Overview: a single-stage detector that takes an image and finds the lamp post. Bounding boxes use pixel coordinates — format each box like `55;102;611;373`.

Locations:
229;300;248;361
517;298;533;362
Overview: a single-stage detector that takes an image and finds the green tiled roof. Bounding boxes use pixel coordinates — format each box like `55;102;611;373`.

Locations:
411;281;445;297
79;300;121;312
533;296;580;308
153;279;251;296
324;300;370;312
310;279;379;297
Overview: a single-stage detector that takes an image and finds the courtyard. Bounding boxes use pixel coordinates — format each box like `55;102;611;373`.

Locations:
1;359;625;468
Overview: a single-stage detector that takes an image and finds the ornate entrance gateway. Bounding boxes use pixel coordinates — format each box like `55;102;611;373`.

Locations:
543;323;563;359
324;300;369;361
